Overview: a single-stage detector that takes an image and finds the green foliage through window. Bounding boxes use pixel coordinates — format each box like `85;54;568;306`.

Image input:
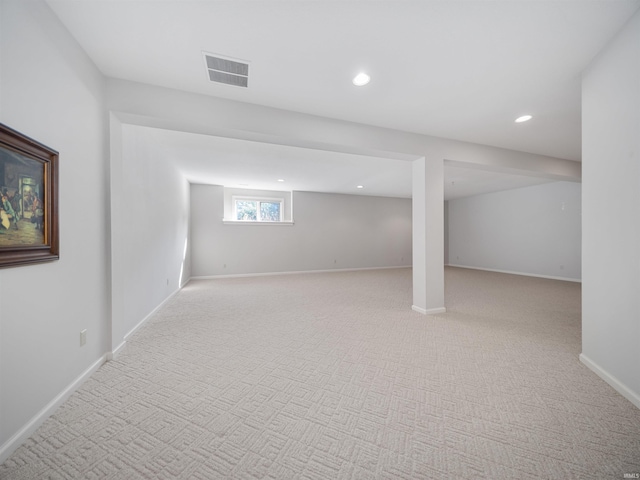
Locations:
236;200;257;221
234;198;282;222
260;202;281;222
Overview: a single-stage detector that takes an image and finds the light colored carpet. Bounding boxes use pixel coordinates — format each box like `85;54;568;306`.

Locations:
1;267;639;479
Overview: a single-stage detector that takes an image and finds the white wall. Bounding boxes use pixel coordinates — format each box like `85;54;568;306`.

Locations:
191;184;411;276
581;9;640;408
448;181;582;281
111;124;190;346
0;0;109;458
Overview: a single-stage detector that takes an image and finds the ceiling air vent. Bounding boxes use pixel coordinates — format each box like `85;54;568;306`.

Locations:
203;52;249;88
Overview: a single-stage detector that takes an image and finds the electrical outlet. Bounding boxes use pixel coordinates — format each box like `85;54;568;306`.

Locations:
80;329;87;347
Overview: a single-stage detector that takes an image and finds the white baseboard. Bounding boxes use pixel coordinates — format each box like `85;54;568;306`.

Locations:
412;305;446;315
580;353;640;410
446;264;581;283
106;340;127;361
123;286;183;343
1;284;189;462
106;284;186;362
0;354;107;464
191;265;411;281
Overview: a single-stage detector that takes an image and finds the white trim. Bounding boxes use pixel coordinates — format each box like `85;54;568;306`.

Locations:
446;264;581;283
412;305;446;315
106;340;127;361
191;265;411;280
579;354;640;410
0;354;107;464
223;220;294;226
0;284;189;462
124;286;183;342
426;307;446;314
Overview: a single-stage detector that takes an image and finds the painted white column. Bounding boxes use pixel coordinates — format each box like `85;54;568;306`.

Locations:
412;157;446;314
109;114;126;358
581;8;640;408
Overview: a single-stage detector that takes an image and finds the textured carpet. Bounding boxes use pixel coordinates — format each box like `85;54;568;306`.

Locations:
1;267;639;479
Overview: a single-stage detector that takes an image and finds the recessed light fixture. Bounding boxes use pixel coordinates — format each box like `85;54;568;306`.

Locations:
357;185;364;189
515;115;533;123
277;179;285;182
352;73;370;86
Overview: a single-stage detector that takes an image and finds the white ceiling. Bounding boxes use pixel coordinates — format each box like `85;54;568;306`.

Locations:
141;126;557;200
145;127;415;198
46;0;639;199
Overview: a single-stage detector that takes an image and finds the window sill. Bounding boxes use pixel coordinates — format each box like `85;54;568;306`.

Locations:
223;220;295;226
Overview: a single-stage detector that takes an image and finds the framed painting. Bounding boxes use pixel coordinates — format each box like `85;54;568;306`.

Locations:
0;123;59;268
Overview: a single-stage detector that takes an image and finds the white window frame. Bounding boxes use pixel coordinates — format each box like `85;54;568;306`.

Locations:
232;195;284;223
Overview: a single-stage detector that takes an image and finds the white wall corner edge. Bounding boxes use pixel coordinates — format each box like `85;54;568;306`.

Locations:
579;353;640;410
0;354;107;464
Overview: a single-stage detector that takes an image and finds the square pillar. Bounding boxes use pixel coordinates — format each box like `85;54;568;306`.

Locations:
412;157;445;314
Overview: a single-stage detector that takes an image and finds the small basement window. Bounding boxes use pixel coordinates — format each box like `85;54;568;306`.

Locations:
233;196;283;222
223;188;293;225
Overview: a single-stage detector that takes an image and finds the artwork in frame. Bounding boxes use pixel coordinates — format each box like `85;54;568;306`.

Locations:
0;123;59;268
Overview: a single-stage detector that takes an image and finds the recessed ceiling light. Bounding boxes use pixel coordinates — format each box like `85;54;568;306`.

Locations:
357;185;364;189
352;73;370;86
515;115;533;123
277;179;285;182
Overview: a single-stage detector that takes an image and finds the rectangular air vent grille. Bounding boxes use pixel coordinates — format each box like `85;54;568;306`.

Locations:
204;53;249;88
208;70;248;88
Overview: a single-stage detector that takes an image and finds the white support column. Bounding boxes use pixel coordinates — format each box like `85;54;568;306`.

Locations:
109;114;125;358
412;157;446;315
